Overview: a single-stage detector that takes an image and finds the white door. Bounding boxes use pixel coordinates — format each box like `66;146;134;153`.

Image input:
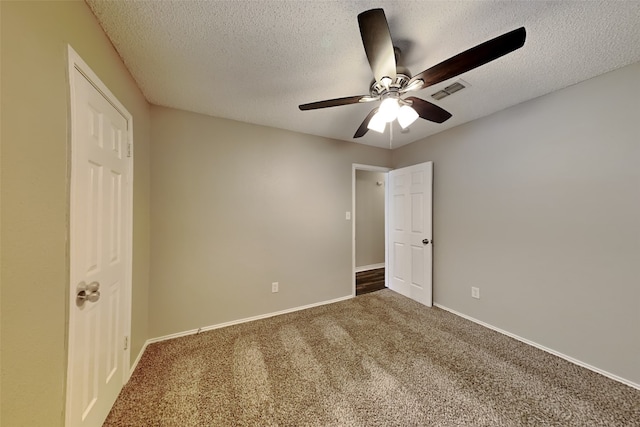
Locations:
66;48;133;427
388;162;433;306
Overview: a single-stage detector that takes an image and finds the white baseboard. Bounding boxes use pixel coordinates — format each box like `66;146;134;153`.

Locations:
434;303;640;391
355;263;385;273
145;294;354;346
129;340;149;379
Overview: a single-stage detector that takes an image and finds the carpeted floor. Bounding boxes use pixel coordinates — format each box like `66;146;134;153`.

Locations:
105;289;640;426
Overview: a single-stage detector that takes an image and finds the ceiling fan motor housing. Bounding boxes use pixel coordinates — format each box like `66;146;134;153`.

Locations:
370;72;411;97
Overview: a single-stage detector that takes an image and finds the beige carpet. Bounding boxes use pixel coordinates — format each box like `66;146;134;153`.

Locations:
105;290;640;426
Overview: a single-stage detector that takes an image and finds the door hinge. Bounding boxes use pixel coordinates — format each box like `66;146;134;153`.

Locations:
127;143;132;158
124;336;129;350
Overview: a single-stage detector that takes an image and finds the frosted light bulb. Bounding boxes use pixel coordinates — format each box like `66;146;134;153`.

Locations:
397;105;419;129
367;111;386;133
378;98;400;122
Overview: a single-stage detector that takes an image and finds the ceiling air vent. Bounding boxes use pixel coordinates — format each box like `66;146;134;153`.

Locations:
431;80;467;100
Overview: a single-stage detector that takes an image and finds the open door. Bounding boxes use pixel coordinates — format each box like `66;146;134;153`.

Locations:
387;162;433;306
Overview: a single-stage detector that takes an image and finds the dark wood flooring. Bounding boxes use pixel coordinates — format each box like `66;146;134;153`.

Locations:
355;268;386;295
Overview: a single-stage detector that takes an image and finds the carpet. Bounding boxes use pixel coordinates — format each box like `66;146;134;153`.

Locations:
105;289;640;426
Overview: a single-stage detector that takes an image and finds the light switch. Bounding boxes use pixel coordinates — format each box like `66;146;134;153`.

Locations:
346;211;351;220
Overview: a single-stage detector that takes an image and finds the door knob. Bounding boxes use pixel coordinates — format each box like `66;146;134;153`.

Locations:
422;239;430;245
76;281;101;306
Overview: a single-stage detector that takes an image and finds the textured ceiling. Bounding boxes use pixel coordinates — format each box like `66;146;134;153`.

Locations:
86;1;640;149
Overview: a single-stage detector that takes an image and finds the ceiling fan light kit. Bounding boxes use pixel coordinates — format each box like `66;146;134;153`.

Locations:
377;97;400;122
367;111;387;133
367;100;419;133
397;105;419;129
298;8;526;139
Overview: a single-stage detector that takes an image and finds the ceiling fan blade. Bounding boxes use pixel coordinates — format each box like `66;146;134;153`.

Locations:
408;27;526;91
353;108;379;138
406;97;452;123
299;95;376;111
358;8;397;82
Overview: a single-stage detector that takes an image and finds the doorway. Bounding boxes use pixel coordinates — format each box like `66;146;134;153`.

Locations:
352;162;434;307
352;164;391;296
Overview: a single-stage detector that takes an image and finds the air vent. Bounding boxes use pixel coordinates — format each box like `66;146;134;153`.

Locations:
431;90;449;100
444;81;465;94
431;80;467;100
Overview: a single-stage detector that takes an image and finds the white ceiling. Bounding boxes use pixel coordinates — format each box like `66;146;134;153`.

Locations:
86;1;640;149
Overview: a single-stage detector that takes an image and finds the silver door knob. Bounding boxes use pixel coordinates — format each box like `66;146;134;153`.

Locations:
422;239;430;245
76;281;101;306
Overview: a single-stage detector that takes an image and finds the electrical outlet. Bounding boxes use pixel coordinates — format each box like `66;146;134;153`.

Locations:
471;287;480;299
272;282;279;293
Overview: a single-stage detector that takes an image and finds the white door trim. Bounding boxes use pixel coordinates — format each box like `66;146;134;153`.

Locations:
352;164;392;296
66;45;134;424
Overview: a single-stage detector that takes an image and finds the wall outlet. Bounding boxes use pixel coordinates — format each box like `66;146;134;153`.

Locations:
471;287;480;299
272;282;279;293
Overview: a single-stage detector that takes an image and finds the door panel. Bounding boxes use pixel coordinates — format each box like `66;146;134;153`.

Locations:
411;193;423;232
67;60;132;427
388;162;433;306
391;174;407;295
106;282;122;382
109;170;122;264
86;161;102;274
80;304;100;418
411;246;424;287
393;242;405;281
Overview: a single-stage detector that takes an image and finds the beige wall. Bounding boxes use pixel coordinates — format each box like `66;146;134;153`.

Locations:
0;2;151;425
392;62;640;385
149;106;390;337
355;170;386;268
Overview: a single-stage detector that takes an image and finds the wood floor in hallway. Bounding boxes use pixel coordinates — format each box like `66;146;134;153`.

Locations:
355;268;385;295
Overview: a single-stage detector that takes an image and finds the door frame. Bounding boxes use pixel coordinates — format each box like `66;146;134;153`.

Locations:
65;45;134;423
352;164;392;296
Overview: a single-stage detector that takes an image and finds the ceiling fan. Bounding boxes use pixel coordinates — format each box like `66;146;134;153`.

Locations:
299;9;526;138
